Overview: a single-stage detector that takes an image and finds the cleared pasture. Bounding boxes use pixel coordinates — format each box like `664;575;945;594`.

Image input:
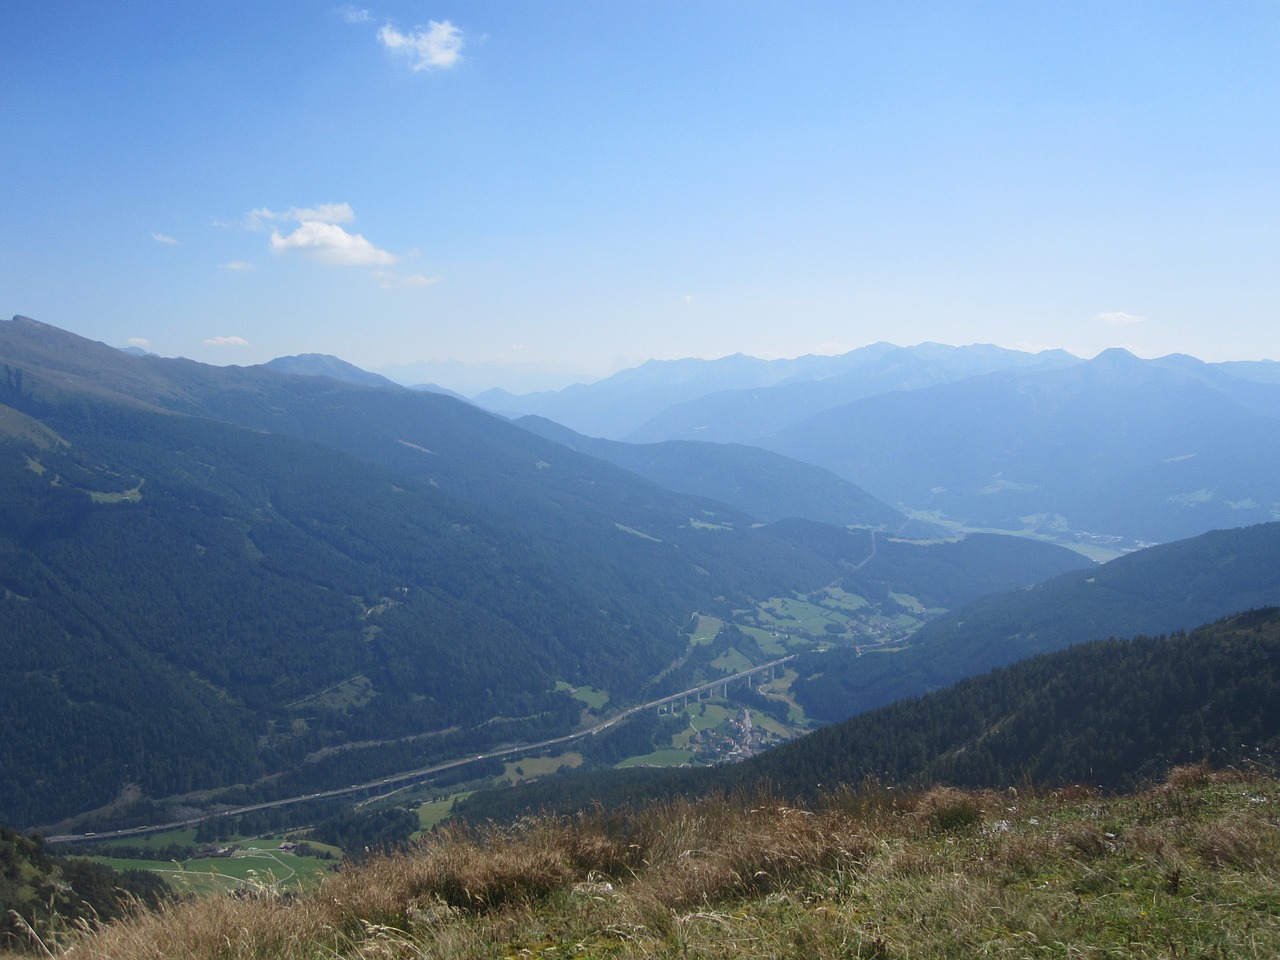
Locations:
616;748;695;768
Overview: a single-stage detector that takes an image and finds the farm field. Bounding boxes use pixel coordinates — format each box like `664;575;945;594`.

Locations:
681;702;734;732
415;794;469;834
710;646;754;674
503;753;583;783
555;681;609;712
746;583;938;648
688;614;724;645
616;748;696;768
91;840;335;895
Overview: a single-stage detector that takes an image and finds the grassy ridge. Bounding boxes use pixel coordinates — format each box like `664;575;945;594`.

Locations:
11;765;1280;958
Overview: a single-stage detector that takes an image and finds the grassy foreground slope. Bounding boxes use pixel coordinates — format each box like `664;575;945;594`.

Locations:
0;828;169;951
11;766;1280;959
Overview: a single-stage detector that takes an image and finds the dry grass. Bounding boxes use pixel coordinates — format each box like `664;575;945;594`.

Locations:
12;766;1280;959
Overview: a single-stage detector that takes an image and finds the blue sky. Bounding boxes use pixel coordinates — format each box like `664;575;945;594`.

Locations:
3;2;1279;392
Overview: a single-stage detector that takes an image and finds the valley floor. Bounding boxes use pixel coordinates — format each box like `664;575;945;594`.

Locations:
14;763;1280;959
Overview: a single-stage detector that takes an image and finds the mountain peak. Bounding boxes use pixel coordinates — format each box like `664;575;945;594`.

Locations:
262;353;400;389
1090;346;1142;364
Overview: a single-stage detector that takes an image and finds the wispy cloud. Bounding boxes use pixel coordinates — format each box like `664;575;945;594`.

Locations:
375;270;440;289
247;203;354;230
401;273;437;287
223;260;255;271
338;5;372;24
378;20;464;71
128;337;151;348
270;220;397;266
152;232;178;244
205;335;250;347
1096;311;1147;326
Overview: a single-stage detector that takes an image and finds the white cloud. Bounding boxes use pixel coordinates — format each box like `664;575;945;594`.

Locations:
205;335;250;347
242;202;399;268
223;260;255;271
270;220;397;266
378;20;463;71
128;337;151;348
1096;311;1147;326
152;232;178;244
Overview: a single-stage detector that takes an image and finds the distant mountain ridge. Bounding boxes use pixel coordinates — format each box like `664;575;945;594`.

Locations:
471;340;1280;546
623;342;1081;444
472;342;1078;441
764;349;1280;543
473;351;823;440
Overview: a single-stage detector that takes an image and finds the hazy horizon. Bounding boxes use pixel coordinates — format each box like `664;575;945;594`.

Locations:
95;316;1279;397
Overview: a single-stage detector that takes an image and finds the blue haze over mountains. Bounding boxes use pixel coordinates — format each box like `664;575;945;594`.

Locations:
475;343;1280;547
471;343;1083;441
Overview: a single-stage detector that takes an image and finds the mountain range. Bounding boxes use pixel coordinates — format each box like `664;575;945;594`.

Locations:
474;342;1280;547
473;342;1081;441
0;316;1087;828
5;313;1280;834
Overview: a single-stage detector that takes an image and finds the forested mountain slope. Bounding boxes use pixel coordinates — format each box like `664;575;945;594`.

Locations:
0;401;692;825
457;608;1280;822
794;522;1280;721
0;316;1088;828
516;414;908;529
0;317;853;611
757;608;1280;794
